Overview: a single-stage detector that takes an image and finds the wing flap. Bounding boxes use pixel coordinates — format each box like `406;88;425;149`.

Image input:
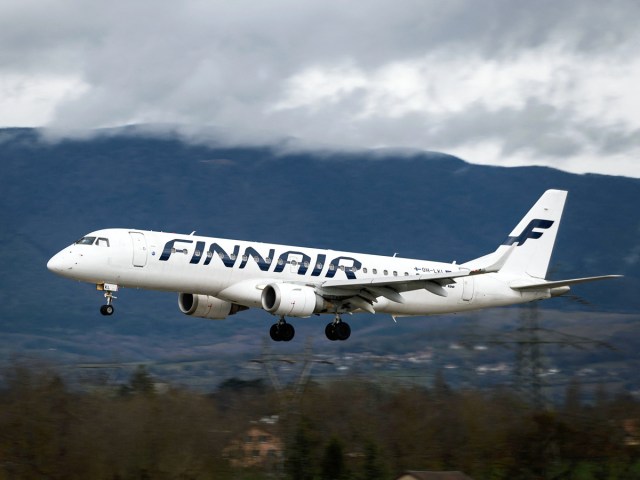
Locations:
367;286;406;304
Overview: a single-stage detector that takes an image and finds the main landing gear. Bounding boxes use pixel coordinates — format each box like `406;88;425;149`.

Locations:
325;315;351;341
270;316;295;342
269;315;352;342
98;283;118;316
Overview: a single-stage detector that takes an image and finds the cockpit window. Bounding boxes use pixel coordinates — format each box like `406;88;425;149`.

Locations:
75;236;96;245
96;237;110;247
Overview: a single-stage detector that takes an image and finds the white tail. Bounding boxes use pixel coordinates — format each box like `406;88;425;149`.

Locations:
464;190;567;279
500;189;566;278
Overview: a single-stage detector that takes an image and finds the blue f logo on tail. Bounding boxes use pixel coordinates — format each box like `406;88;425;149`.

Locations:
503;219;554;246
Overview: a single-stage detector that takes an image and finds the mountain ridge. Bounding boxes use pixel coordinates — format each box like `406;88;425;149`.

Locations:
0;127;637;360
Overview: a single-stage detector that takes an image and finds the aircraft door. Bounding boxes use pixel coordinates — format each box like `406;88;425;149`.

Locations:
129;232;148;267
462;277;474;301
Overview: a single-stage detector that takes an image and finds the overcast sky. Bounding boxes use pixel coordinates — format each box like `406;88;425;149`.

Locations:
2;0;640;177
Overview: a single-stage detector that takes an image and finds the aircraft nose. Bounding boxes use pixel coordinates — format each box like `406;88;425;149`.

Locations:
47;251;73;273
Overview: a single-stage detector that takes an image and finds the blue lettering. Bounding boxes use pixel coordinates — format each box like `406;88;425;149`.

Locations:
204;243;240;268
190;241;206;264
273;251;312;275
239;246;275;271
325;256;362;279
159;239;194;261
160;239;367;281
503;219;554;247
311;254;326;277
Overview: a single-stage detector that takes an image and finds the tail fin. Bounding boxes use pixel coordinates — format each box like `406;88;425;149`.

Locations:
498;189;566;278
464;190;567;279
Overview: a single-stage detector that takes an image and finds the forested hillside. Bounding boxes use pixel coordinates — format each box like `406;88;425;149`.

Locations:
1;362;639;480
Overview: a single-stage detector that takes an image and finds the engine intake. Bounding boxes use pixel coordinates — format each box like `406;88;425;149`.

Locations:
261;283;324;317
178;293;247;320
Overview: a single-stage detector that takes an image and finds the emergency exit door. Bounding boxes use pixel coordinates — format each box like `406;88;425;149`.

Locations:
462;277;474;301
129;232;148;267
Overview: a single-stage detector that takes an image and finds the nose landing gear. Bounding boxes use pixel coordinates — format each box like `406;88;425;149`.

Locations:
100;303;114;316
98;283;118;316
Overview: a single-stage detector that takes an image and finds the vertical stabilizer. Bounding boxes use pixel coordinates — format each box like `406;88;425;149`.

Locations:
498;189;567;279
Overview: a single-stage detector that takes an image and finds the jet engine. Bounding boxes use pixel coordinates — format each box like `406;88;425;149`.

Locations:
178;293;247;320
261;283;325;317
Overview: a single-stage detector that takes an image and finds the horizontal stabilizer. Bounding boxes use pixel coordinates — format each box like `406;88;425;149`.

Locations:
510;275;623;291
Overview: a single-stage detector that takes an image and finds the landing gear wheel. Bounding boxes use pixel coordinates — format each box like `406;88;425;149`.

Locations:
325;316;350;341
270;324;282;341
325;323;338;341
335;321;351;341
281;323;295;342
270;318;295;342
100;304;114;316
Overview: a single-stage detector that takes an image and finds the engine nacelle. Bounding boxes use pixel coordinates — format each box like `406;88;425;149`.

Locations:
178;293;247;320
261;283;324;317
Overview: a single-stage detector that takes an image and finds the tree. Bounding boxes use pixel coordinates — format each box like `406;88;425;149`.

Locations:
120;365;155;396
286;420;316;480
361;440;386;480
321;437;346;480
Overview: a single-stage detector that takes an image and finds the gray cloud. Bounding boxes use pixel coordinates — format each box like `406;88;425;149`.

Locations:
2;0;640;176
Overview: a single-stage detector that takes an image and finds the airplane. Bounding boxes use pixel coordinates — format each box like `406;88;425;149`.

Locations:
47;190;621;342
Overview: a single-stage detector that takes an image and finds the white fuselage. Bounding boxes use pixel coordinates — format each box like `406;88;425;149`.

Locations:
47;228;545;317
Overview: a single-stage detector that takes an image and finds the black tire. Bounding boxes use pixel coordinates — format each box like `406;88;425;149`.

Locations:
100;305;114;316
270;324;281;341
281;323;295;342
335;322;351;341
325;323;338;341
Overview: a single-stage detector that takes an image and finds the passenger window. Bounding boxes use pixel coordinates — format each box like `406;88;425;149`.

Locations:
393;271;398;276
373;268;377;275
383;270;388;276
363;268;368;274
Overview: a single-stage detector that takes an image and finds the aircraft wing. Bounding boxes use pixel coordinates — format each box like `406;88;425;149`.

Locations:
315;246;517;313
321;269;469;297
317;271;469;313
